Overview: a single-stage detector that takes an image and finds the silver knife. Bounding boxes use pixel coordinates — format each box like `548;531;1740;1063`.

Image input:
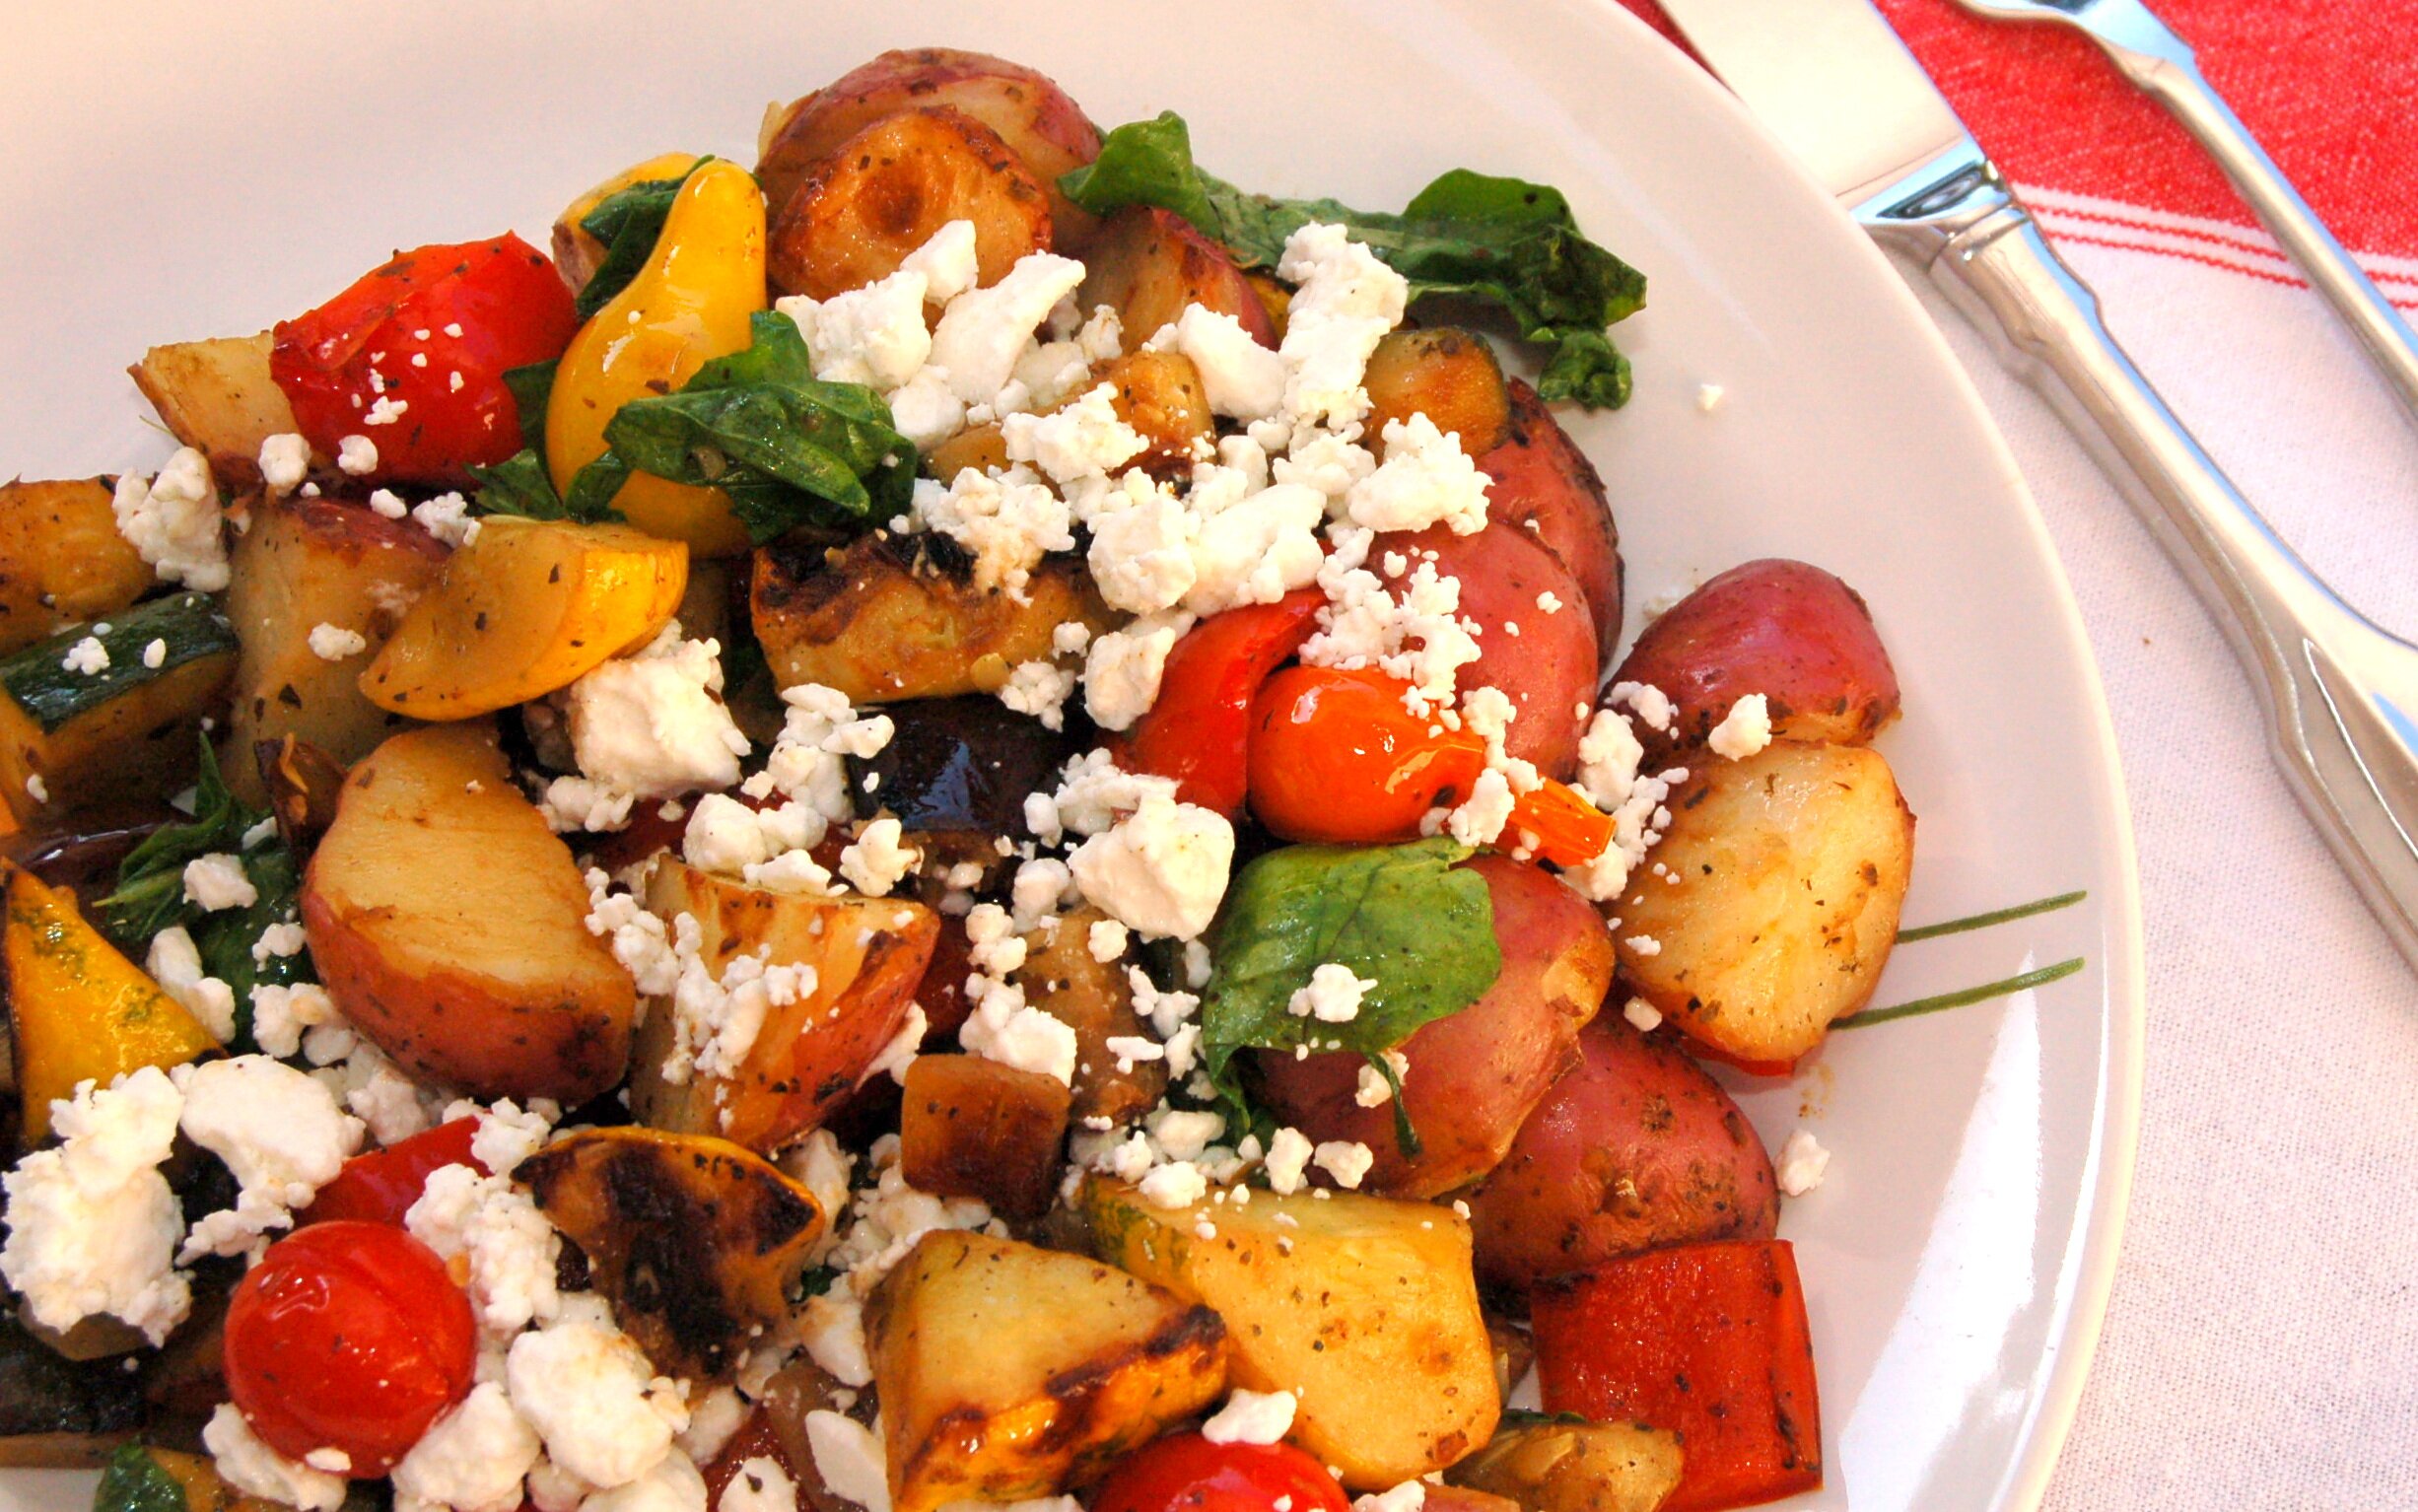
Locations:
1655;0;2418;974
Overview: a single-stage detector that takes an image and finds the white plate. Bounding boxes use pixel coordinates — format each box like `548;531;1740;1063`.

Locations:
0;2;2143;1508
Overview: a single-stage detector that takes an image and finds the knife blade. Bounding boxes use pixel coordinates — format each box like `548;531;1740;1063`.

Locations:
1654;0;2418;977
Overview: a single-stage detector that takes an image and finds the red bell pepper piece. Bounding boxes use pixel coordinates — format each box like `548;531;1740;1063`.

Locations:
1115;588;1326;816
1532;1239;1823;1512
302;1116;485;1228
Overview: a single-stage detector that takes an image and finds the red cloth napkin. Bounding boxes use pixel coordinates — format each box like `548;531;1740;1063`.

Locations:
1622;0;2418;302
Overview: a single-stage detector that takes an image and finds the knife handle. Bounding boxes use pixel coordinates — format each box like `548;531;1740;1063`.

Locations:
1909;202;2418;968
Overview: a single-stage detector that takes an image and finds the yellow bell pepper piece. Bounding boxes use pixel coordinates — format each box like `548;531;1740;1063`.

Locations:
3;862;220;1142
554;152;705;286
548;158;766;558
360;516;687;720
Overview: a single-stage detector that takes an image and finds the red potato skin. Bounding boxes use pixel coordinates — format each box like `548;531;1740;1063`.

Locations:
1377;520;1599;780
1249;855;1615;1200
1468;1018;1778;1299
1076;206;1277;349
1479;380;1624;664
758;47;1103;241
1613;558;1900;763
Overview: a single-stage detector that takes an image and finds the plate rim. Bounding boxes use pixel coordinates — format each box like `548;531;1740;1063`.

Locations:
1563;4;2147;1505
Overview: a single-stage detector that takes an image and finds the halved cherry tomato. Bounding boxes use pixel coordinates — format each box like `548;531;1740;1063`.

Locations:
1249;665;1614;864
270;235;579;485
1117;589;1326;817
1089;1432;1350;1512
222;1220;477;1475
302;1117;484;1228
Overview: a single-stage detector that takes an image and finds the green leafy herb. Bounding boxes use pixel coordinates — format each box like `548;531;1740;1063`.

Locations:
503;360;557;451
574;159;712;319
576;310;918;544
97;739;313;1049
94;1446;185;1512
1062;112;1647;407
466;447;619;523
1200;840;1502;1133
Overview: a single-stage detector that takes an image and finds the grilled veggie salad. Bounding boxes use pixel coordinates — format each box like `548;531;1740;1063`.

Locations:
0;46;1916;1512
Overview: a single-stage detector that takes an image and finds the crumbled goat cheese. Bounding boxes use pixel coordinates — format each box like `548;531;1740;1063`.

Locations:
1001;381;1148;484
249;982;339;1060
1274;223;1410;439
1354;1049;1410;1109
1575;707;1645;812
561;623;749;808
898;218;980;304
581;1449;707;1512
960;991;1079;1085
839;818;921;898
1301;547;1481;716
1202;1388;1299;1446
205;1403;346;1512
175;1056;365;1261
999;657;1078;731
1138;1160;1209;1209
369;487;409;519
147;926;238;1042
805;1412;889;1512
1270;432;1374;503
1446;767;1517;848
1085;479;1198;614
1609;680;1673;732
112;447;230;589
779;269;932;389
140;637;168;669
1706;693;1773;760
1624;997;1664;1033
1148;1108;1225;1162
62;635;109;674
182;853;257;912
258;434;311;494
719;1457;797;1512
308;622;369;660
335;435;380;476
1353;1481;1427;1512
929;251;1087;407
1344;414;1489;535
469;1099;555;1175
1697;381;1726;413
1069;794;1233;940
909;468;1074;600
1088;918;1131;963
252;921;307;964
1083;610;1192;731
539;777;638;836
1262;1127;1315;1196
1182;479;1326;616
1288;963;1376;1023
884;367;966;450
1776;1130;1831;1196
408;1162;561;1336
0;1066;190;1342
413;491;480;549
508;1307;688;1488
393;1382;542;1512
1162;305;1285;420
1312;1140;1375;1190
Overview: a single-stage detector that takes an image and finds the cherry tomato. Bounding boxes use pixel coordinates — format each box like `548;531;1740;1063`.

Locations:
1090;1433;1351;1512
1250;665;1615;864
302;1117;485;1228
1117;589;1326;817
223;1220;477;1474
270;235;579;486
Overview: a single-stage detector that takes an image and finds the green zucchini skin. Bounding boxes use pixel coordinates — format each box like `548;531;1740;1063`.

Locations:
1;594;237;736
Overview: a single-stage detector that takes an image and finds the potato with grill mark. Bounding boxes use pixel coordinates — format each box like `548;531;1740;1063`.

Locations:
521;1127;826;1379
127;333;299;492
1363;327;1513;456
769;107;1053;301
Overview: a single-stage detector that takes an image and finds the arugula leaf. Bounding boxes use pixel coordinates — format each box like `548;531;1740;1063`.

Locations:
574;159;712;319
94;1446;184;1512
98;739;313;1049
503;360;557;451
1061;112;1647;407
580;310;918;544
1199;839;1502;1092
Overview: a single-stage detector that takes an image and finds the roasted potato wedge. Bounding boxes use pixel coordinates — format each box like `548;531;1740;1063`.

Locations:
1364;327;1513;456
752;532;1112;705
1011;906;1165;1128
1085;350;1213;476
867;1230;1227;1512
770;107;1053;301
302;722;636;1101
1075;207;1275;349
0;481;153;658
127;334;300;492
1619;741;1915;1064
521;1127;826;1378
1253;855;1613;1200
1;862;219;1145
1449;1420;1686;1512
1479;379;1623;663
1471;1019;1777;1297
759;48;1102;241
628;859;940;1152
361;515;686;720
1081;1176;1498;1488
1611;558;1900;761
899;1054;1072;1220
924;423;1009;481
224;495;447;801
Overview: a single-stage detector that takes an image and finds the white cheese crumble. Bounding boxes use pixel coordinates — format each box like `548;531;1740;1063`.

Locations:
393;1382;542;1512
838;817;921;898
0;1065;190;1342
182;853;257;912
999;657;1077;731
369;487;410;519
1082;610;1192;731
258;433;311;494
308;622;369;660
1262;1127;1315;1196
1084;474;1196;614
1312;1139;1375;1190
147;926;236;1042
205;1404;346;1512
779;269;933;389
175;1056;365;1262
1001;381;1147;484
1623;997;1664;1033
1777;1129;1831;1196
1707;693;1773;759
407;1162;562;1336
1068;793;1233;940
335;435;380;475
413;491;480;549
1354;1050;1410;1109
249;982;339;1060
908;468;1073;598
111;447;230;590
929;251;1088;407
720;1457;797;1512
1087;918;1131;963
558;622;750;813
1161;304;1284;420
804;1412;888;1512
62;635;109;674
898;218;980;304
1343;414;1488;535
1202;1387;1298;1446
508;1305;689;1488
1274;223;1411;441
1287;963;1376;1023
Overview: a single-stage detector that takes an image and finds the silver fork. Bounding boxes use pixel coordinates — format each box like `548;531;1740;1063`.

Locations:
1950;0;2418;432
